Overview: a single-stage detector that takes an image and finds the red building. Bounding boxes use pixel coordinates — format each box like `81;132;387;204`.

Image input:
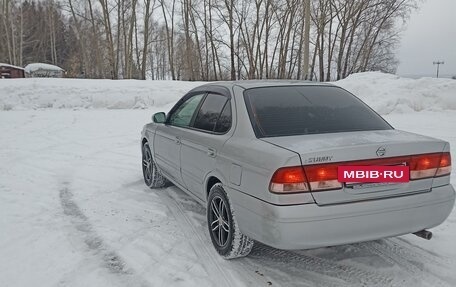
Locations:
0;63;25;78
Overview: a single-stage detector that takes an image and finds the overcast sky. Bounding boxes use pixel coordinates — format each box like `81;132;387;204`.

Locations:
396;0;456;77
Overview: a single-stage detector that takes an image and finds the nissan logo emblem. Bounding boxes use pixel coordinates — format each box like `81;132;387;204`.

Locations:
376;147;386;157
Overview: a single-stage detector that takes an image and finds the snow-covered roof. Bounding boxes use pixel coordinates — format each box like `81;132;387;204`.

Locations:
0;63;25;70
24;63;64;73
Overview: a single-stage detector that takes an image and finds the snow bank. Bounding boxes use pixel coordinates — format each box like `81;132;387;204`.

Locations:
0;72;455;114
335;72;456;114
0;78;203;111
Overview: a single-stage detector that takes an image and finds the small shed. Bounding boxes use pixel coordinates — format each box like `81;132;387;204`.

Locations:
0;63;25;78
24;63;65;78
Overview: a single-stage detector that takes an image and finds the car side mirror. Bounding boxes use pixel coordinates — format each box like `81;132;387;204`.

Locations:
152;112;166;123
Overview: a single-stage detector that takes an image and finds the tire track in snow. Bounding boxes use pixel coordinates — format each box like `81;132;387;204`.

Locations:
155;187;269;287
394;237;452;265
59;181;150;287
250;243;404;287
155;189;235;287
354;239;452;286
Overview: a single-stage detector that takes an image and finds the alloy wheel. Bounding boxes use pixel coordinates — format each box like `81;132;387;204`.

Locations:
209;196;231;247
142;145;153;184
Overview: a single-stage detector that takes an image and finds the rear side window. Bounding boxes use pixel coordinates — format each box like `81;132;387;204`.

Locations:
244;86;392;137
193;93;231;133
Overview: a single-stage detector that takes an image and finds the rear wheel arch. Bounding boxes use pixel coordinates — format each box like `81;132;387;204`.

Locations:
206;176;221;199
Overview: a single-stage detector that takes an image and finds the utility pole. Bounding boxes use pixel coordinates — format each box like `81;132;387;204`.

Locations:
302;0;310;80
433;61;444;78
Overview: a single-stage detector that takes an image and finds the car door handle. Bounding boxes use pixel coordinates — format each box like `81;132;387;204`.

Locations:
174;137;181;145
207;148;216;157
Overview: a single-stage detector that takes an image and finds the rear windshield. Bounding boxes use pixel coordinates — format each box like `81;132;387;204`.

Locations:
243;85;392;137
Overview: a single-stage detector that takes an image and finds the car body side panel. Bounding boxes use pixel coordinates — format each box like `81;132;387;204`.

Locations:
142;122;207;205
219;85;315;205
180;129;233;201
141;122;156;144
154;125;184;184
219;138;313;204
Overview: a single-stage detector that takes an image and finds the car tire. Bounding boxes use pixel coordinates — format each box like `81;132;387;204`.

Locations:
142;142;168;188
207;183;254;259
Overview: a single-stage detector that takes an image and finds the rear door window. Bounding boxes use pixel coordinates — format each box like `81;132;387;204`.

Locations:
244;86;392;137
214;102;232;133
193;93;230;133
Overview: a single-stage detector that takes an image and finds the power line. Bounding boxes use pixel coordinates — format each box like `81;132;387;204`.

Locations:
433;61;444;78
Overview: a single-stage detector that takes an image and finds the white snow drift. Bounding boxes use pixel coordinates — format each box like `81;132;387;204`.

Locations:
0;72;455;114
0;78;203;110
336;72;456;114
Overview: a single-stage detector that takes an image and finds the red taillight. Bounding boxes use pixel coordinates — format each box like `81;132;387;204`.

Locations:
409;153;441;179
409;153;451;180
269;166;309;193
269;164;342;193
304;164;342;191
436;152;451;177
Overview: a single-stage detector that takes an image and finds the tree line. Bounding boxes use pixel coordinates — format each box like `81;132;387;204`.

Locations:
0;0;417;80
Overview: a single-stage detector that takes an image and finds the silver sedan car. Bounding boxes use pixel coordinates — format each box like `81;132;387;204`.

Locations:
141;81;454;259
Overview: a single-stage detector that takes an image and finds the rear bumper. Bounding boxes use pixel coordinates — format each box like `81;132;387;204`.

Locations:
228;184;455;250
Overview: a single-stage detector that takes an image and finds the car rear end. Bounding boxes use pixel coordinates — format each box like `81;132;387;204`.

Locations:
265;130;452;206
230;84;455;250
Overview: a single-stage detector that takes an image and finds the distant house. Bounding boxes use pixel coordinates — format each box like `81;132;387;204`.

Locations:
24;63;65;78
0;63;25;78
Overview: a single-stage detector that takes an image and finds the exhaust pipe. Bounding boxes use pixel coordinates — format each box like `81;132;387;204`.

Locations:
413;229;432;240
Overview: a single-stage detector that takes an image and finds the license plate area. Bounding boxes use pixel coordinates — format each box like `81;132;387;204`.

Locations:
344;181;400;189
338;164;410;187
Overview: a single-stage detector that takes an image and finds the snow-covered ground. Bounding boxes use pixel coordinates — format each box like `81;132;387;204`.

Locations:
1;73;455;286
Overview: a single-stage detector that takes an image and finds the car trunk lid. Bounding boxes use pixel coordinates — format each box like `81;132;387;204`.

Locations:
262;130;447;205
